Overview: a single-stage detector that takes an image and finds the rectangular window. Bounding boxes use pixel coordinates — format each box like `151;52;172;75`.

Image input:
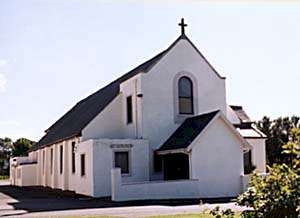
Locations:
80;154;85;176
126;96;133;124
244;150;254;174
114;151;129;174
154;152;162;172
71;142;76;174
50;148;53;175
60;145;63;174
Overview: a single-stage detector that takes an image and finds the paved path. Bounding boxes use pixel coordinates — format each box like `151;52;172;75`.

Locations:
0;181;247;218
10;203;246;218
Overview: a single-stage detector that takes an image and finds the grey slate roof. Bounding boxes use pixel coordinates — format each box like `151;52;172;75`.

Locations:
32;50;167;150
230;105;252;123
157;110;219;152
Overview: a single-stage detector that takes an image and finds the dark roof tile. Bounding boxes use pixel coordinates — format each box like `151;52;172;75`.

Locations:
157;110;219;152
33;50;167;150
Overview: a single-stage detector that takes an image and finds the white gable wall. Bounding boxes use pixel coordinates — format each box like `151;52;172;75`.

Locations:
226;105;241;124
119;74;143;139
81;74;143;141
140;39;226;177
246;138;266;173
81;95;124;141
190;117;244;197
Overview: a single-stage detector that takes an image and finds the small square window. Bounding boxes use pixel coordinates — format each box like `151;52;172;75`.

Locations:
114;151;129;174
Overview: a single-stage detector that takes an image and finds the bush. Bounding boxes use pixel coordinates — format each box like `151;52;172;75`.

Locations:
209;206;235;218
237;128;300;218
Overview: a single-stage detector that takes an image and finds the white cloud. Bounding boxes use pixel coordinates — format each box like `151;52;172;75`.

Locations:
0;73;7;93
0;59;8;93
0;59;7;68
0;121;21;127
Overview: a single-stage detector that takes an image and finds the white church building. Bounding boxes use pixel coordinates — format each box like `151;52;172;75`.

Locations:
10;19;267;201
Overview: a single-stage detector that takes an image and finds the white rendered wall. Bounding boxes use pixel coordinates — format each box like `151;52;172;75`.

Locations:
29;137;79;191
15;164;37;186
111;168;199;201
82;74;143;141
140;39;227;177
92;139;149;197
10;157;37;186
73;139;94;196
68;138;80;191
190;117;244;198
119;75;143;139
246;138;266;173
226;105;241;124
81;95;123;141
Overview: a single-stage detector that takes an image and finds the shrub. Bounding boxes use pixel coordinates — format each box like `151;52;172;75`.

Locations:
237;128;300;218
209;206;235;218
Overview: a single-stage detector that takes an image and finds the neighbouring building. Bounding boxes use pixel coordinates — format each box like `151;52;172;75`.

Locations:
10;19;267;201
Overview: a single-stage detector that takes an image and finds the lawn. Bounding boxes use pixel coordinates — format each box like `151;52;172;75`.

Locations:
47;216;122;218
147;214;214;218
0;175;9;180
47;213;241;218
147;213;240;218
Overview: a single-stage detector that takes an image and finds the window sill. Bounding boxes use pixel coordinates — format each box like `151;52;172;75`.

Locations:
174;114;195;124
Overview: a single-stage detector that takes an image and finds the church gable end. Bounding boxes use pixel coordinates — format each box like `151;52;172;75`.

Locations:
33;18;227;150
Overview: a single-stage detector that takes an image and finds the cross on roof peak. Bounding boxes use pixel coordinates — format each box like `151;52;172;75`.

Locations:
178;18;187;35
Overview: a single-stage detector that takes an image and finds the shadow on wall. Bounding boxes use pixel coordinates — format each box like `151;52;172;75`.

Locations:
0;185;235;213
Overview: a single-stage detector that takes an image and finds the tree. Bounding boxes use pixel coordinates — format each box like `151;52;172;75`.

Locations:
237;128;300;218
11;138;34;157
0;137;13;175
256;116;300;165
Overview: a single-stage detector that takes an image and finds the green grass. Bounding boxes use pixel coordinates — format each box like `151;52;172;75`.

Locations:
46;216;210;218
46;216;122;218
0;175;9;180
147;213;241;218
48;213;240;218
147;214;214;218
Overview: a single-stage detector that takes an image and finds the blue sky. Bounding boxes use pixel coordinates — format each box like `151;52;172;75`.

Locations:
1;1;300;141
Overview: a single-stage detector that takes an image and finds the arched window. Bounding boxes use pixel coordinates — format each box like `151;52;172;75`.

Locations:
178;76;194;114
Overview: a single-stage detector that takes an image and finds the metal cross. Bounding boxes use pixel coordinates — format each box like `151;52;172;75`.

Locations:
178;18;187;35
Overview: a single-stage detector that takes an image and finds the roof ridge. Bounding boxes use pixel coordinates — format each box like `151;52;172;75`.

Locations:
35;32;225;150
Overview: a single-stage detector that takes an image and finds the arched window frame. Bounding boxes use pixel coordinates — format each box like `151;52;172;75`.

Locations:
173;72;198;123
178;76;194;115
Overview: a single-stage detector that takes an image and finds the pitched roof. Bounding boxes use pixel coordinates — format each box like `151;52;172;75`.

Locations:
32;50;167;150
237;126;267;138
230;105;252;123
33;34;225;150
157;110;219;152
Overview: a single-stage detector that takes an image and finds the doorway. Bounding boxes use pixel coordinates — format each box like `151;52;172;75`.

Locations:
163;153;189;180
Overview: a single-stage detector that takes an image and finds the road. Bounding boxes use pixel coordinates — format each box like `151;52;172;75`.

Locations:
0;180;246;218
